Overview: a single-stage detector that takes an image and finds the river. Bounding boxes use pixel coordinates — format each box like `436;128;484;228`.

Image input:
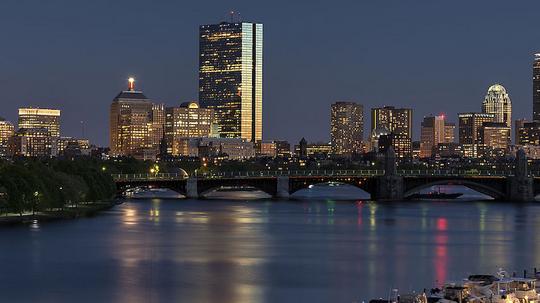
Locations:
1;186;540;303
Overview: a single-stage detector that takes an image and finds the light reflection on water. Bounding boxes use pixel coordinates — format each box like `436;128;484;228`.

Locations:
1;189;540;302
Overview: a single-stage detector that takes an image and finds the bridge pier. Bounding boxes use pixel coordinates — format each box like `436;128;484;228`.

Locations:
507;177;534;202
276;176;290;199
186;177;199;199
374;147;404;201
507;149;534;202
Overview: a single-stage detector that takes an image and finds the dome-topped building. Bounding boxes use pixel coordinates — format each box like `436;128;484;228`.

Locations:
482;83;512;127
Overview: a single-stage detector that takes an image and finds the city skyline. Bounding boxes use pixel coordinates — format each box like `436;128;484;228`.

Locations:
1;1;540;146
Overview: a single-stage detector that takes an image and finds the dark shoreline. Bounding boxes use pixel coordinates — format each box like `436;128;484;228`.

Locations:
0;201;117;226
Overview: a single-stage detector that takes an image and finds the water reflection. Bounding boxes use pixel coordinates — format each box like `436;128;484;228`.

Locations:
2;199;540;302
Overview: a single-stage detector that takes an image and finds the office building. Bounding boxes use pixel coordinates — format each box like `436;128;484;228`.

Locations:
518;122;540;146
164;102;214;156
0;119;15;158
515;118;527;145
330;102;364;156
199;21;263;142
371;106;412;157
458;113;494;157
480;122;511;157
444;122;455;143
109;78;155;160
151;103;165;151
482;84;512;128
378;133;412;159
371;106;412;138
419;115;445;158
9;128;57;158
18;108;61;137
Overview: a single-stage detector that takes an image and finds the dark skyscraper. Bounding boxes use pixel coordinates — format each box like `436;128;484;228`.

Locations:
534;54;540;121
199;21;263;142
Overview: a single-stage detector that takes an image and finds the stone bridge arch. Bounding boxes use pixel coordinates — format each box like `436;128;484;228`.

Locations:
403;178;507;200
288;176;375;197
196;177;279;198
115;180;187;196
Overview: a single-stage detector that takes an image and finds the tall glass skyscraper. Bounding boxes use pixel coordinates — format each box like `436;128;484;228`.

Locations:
533;54;540;121
199;22;263;142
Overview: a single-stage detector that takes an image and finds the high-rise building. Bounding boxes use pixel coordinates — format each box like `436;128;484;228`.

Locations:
533;54;540;121
18;108;61;137
458;113;494;157
0;119;15;158
419;115;445;158
515;118;527;145
444;122;455;143
518;122;540;146
109;78;155;160
378;133;412;159
151;103;165;151
480;122;511;157
199;21;263;142
371;106;412;138
9;128;57;158
482;84;512;128
164;102;214;156
371;106;412;157
330;102;364;156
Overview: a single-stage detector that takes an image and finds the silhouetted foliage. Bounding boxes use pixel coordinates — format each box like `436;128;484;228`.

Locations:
0;158;116;215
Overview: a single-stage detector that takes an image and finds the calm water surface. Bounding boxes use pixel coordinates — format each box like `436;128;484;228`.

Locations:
2;192;540;302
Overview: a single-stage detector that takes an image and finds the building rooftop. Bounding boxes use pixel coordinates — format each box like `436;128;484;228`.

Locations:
113;90;149;101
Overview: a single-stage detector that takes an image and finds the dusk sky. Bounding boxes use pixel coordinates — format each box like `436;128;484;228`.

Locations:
1;0;539;146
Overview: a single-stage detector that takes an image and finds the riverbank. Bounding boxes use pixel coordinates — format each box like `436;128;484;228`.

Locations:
0;201;117;226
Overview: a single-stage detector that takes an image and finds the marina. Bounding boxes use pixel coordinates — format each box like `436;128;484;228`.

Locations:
370;270;540;303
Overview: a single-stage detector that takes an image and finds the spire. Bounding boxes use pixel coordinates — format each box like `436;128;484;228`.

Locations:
128;77;135;91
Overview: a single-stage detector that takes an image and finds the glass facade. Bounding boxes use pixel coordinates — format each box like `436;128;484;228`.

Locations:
199;22;263;142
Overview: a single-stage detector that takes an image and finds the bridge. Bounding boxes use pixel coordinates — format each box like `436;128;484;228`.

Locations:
113;149;540;202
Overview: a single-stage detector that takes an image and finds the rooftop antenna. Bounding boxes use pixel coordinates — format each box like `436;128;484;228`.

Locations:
80;120;85;138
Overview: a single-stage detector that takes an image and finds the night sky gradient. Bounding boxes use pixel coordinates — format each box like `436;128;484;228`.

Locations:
1;0;539;146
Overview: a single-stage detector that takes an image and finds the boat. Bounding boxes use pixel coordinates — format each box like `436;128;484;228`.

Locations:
369;269;540;303
408;186;463;200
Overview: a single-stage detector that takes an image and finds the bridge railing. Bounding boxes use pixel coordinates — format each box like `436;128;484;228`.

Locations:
113;169;524;182
112;173;188;181
193;169;385;179
397;169;514;177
